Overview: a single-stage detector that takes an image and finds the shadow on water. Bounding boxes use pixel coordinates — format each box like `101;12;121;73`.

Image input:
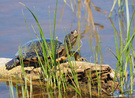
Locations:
0;0;135;97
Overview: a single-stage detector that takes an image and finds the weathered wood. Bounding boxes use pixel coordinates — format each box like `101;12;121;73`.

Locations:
0;58;119;94
0;58;42;85
0;58;114;81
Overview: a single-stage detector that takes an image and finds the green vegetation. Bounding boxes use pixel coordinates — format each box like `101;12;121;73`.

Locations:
7;0;135;97
109;0;135;95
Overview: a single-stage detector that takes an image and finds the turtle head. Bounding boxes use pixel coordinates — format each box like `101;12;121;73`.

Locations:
64;30;78;48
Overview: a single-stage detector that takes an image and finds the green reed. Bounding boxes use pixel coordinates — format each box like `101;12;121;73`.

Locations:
18;43;31;97
8;0;110;97
7;2;59;97
9;80;15;98
19;1;83;97
109;0;135;94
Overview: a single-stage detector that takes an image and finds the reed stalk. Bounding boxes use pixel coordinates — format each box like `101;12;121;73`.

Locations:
109;0;135;94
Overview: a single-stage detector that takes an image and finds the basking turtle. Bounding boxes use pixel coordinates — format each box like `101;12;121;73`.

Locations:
6;30;82;70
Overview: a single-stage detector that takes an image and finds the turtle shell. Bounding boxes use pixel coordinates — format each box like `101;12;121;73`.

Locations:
5;30;79;70
15;39;65;60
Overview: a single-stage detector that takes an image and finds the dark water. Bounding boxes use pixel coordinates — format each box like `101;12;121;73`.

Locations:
0;0;134;97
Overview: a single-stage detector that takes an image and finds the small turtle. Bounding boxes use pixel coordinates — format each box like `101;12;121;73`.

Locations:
6;30;82;70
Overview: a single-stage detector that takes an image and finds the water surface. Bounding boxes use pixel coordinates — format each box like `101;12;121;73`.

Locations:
0;0;134;97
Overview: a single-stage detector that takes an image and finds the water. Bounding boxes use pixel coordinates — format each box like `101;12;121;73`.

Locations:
0;0;116;66
0;0;134;97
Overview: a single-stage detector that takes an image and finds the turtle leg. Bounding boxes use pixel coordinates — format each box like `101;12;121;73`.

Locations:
55;51;88;63
5;58;20;70
69;51;88;62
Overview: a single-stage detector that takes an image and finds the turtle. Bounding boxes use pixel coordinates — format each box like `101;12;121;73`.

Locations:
5;30;82;70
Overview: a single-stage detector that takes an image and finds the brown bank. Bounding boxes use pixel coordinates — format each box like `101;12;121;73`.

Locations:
0;58;119;96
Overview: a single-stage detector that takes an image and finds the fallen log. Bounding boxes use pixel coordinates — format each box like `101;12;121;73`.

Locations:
0;58;119;95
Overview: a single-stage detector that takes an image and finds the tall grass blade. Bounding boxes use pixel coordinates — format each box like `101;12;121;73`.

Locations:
109;0;117;17
68;84;81;95
9;80;15;98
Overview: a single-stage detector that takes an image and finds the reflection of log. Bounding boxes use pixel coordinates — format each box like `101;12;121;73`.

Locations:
0;58;119;94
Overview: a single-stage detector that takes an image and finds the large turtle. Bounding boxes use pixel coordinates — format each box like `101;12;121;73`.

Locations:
6;30;82;70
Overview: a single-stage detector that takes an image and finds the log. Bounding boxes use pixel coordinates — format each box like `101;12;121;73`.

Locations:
0;58;119;94
0;58;114;81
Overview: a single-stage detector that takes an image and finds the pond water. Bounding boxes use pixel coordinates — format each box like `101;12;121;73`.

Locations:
0;0;117;67
0;0;134;97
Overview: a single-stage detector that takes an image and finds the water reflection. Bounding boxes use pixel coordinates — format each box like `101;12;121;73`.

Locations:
5;79;118;98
